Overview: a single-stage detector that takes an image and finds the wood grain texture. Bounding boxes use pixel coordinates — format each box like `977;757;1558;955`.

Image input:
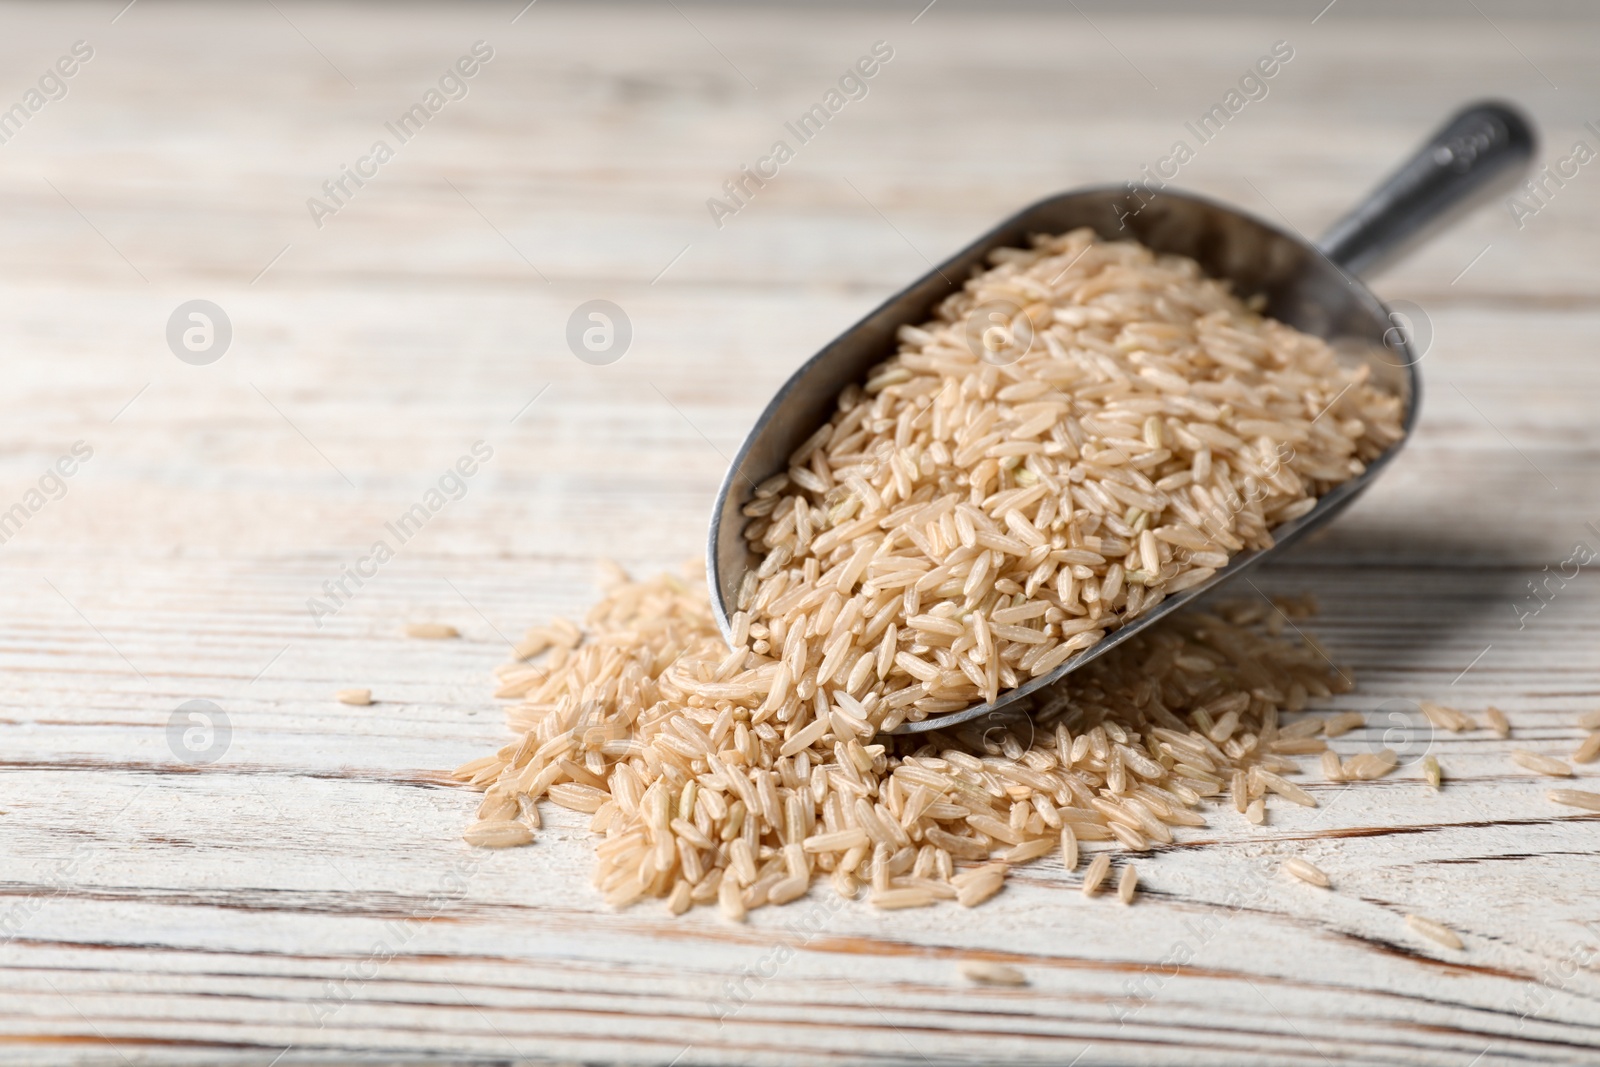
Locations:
2;2;1599;1064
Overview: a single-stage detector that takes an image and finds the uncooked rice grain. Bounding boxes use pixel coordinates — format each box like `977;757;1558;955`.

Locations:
1061;826;1079;871
1082;853;1112;896
463;820;535;849
1548;788;1600;812
1573;732;1600;764
872;887;937;910
1323;711;1366;738
1406;914;1463;950
406;622;460;639
955;866;1007;907
1511;750;1573;778
961;960;1028;986
1279;717;1325;740
1117;864;1138;904
1420;701;1473;733
1257;769;1317;807
452;559;1368;916
1283;857;1329;887
1343;749;1400;781
1423;755;1441;789
1485;706;1511;738
1578;710;1600;730
337;687;372;706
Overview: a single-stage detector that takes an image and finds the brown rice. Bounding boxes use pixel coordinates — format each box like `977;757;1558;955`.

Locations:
1282;857;1329;887
1511;750;1573;778
406;622;461;639
960;960;1028;986
1484;706;1511;738
1117;863;1139;904
1572;732;1600;764
449;229;1416;917
1548;788;1600;812
734;228;1400;730
1405;913;1463;950
1082;853;1112;896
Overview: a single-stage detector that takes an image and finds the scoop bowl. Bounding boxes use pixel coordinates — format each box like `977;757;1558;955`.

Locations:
707;101;1534;734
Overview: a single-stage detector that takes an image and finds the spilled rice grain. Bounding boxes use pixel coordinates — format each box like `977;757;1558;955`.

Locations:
1117;864;1138;905
1485;706;1511;738
1406;913;1463;950
1420;701;1473;732
1511;750;1573;778
1282;857;1329;887
1548;788;1600;812
1082;854;1112;897
452;564;1368;916
1323;711;1366;738
463;820;534;848
406;622;461;639
961;960;1028;986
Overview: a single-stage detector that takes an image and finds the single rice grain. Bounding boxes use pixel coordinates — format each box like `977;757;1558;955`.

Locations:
1406;914;1463;950
1548;788;1600;812
872;887;937;910
463;820;534;849
406;622;460;639
1323;711;1366;738
1420;702;1472;732
961;960;1028;986
1511;750;1573;778
1117;864;1138;905
719;872;747;922
1282;857;1329;887
1572;732;1600;764
1061;826;1078;872
1082;853;1112;897
1485;706;1511;738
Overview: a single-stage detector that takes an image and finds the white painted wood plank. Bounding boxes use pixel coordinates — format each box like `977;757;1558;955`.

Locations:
1;3;1598;1065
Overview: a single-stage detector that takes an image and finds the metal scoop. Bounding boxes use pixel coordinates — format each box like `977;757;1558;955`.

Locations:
707;101;1534;735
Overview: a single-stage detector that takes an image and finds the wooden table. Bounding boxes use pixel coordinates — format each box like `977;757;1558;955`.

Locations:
3;2;1598;1063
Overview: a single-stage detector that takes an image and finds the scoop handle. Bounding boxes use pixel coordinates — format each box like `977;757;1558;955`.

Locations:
1317;100;1536;276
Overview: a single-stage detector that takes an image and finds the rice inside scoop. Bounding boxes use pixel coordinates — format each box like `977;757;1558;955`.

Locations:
735;227;1401;729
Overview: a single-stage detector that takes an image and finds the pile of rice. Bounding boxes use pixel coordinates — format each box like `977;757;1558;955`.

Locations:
451;229;1408;916
456;565;1350;914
